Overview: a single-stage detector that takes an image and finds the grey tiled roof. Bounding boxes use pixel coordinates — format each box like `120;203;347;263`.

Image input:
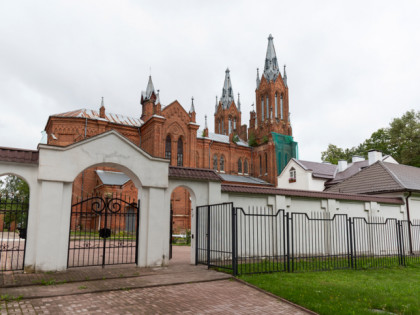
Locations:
219;174;271;186
169;166;222;182
326;160;369;186
294;159;337;179
52;109;143;127
326;162;420;194
197;132;249;147
96;170;130;186
0;147;39;164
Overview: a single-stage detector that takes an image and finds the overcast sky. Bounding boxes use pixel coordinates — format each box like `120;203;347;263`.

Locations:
1;1;419;162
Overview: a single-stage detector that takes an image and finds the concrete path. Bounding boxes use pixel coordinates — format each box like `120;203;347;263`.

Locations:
0;246;314;314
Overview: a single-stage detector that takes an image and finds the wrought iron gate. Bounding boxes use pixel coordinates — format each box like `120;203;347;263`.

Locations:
68;194;139;268
0;194;29;271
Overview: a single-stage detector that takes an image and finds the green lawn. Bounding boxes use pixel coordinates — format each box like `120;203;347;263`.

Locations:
240;265;420;315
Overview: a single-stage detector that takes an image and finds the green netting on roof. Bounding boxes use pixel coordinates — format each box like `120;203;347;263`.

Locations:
271;132;298;175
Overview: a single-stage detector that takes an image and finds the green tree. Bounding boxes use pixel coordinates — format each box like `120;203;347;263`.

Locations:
321;110;420;167
0;175;29;201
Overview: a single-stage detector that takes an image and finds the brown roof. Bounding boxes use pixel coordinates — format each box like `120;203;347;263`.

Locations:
327;162;420;194
325;160;369;186
169;166;221;182
295;159;337;179
222;183;404;204
0;147;39;164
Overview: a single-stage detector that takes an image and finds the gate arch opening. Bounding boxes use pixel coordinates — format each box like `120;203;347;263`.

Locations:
68;163;141;268
0;174;30;271
169;185;196;264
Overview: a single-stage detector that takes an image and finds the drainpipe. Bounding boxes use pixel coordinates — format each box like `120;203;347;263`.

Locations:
208;140;214;169
406;191;413;254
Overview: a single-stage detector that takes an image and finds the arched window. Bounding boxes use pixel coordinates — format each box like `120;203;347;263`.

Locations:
280;94;284;120
261;96;264;122
218;120;221;134
289;167;296;182
259;155;262;175
244;159;249;174
234;118;237;130
275;93;278;118
266;96;269;119
228;118;232;134
220;155;225;172
238;159;242;174
265;153;268;174
165;135;171;160
213;154;218;170
177;137;183;166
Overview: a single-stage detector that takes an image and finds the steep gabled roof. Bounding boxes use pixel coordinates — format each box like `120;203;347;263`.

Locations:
50;109;142;127
326;162;420;194
294;159;337;179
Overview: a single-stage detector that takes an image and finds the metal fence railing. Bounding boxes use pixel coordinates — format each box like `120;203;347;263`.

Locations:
196;204;420;276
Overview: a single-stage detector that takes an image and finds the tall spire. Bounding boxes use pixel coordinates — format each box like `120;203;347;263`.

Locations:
283;64;288;87
156;89;161;104
237;93;241;112
215;96;218;113
256;68;261;88
205;115;208;129
99;96;105;118
141;75;155;101
220;68;234;109
263;34;280;82
189;97;195;113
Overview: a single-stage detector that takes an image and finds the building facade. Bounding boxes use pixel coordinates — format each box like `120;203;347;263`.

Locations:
43;35;298;233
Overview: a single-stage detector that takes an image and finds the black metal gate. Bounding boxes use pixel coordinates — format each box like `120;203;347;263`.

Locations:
0;194;28;271
196;203;235;272
68;194;139;268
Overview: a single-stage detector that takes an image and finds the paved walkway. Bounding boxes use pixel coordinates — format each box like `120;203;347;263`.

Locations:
0;247;313;314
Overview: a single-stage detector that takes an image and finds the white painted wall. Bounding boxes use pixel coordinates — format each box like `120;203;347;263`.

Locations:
277;160;327;191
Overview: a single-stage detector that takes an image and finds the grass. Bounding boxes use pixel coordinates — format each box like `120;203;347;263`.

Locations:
240;265;420;315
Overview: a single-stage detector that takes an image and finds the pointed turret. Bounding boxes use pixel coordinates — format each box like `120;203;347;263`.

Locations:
214;96;218;113
263;34;280;82
237;93;241;112
156;89;161;105
99;96;106;118
141;75;156;104
283;64;288;87
189;97;195;113
220;68;234;109
256;68;261;88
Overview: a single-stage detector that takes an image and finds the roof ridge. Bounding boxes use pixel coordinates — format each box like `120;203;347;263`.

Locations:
379;161;406;189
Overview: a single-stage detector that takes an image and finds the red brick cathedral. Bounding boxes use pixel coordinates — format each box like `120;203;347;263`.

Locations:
44;35;298;234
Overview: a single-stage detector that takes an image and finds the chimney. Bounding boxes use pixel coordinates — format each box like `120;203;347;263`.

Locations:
368;150;382;165
338;160;348;172
352;155;365;163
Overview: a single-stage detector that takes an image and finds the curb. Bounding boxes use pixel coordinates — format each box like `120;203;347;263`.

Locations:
233;278;318;315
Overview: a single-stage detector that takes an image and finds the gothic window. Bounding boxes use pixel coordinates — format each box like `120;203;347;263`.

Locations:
165;135;171;161
266;96;269;119
220;155;225;172
234;118;237;130
228;118;232;134
259;155;262;175
213;154;218;171
244;159;249;174
218;120;221;134
280;94;284;120
177;137;183;166
265;153;268;174
238;159;242;174
261;97;264;122
275;93;278;118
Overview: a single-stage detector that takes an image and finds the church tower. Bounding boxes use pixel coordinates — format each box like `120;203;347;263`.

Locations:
214;69;243;137
249;34;298;184
249;34;291;143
